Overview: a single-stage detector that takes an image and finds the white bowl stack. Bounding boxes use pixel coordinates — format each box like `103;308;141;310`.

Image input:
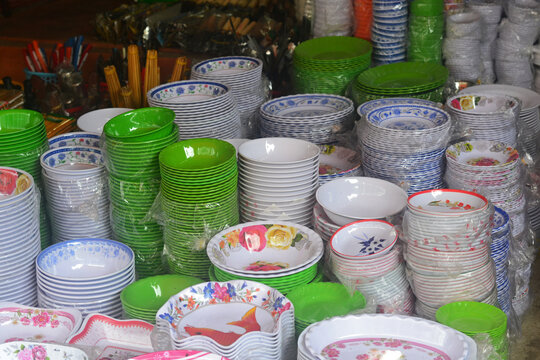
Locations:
0;167;40;306
36;238;135;318
147;80;241;140
40;147;112;243
312;0;353;37
238;138;320;227
402;189;498;320
491;206;512;314
191;56;266;139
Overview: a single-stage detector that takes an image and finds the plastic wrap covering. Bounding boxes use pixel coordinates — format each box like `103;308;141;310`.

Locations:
370;0;408;66
318;145;363;186
312;0;354;37
407;0;444;64
508;228;536;318
505;0;540;28
474;333;509;360
353;0;373;40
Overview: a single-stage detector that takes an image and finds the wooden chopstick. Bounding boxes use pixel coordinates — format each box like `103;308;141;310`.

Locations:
128;45;141;108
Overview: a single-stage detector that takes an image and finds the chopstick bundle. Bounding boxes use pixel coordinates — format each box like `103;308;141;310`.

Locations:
121;86;135;108
143;50;159;107
127;45;142;108
169;56;188;82
104;65;122;107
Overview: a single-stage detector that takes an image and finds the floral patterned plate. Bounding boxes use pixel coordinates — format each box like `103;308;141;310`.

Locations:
407;189;489;216
446;141;519;168
192;56;261;77
148;81;229;104
206;221;324;276
0;341;89;359
318;145;362;177
40;147;103;174
330;220;398;259
0;303;82;344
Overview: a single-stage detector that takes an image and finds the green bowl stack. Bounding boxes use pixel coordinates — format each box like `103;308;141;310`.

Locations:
120;274;203;323
293;36;372;95
0;109;51;249
103;107;178;278
436;301;508;358
408;0;445;63
159;138;240;280
350;62;449;105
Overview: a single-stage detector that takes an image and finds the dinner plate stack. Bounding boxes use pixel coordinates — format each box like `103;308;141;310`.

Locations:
312;203;340;242
446;93;521;147
191;56;266;139
491;207;512;314
206;221;324;295
318;145;362;185
148;81;242;140
155;280;296;360
445;140;527;237
297;314;478;360
40;147;112;243
159;139;239;280
238;138;320;227
403;189;498;320
0;167;40;306
328;220;414;314
259;94;355;145
370;0;408;65
36;238;135;318
358;103;452;195
0;110;51;249
293;36;372;95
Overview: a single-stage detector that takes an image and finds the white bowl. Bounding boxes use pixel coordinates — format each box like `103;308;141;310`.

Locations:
238;137;320;165
77;108;133;135
316;177;408;226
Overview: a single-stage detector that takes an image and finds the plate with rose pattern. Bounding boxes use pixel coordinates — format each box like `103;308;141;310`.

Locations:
0;341;89;360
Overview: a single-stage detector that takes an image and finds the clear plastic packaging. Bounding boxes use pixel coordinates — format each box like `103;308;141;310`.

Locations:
312;0;354;37
407;13;444;63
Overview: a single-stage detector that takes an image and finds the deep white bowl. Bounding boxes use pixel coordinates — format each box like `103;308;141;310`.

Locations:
238;137;320;165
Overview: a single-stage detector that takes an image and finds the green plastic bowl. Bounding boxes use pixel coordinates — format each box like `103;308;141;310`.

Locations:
436;301;507;334
0;109;45;138
411;0;444;16
104;107;175;143
159;138;236;171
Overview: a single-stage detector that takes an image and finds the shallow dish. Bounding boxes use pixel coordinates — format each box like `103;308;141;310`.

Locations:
330;220;398;259
0;341;89;359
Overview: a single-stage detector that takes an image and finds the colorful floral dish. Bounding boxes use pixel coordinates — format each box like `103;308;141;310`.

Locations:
407;189;489;216
447;94;520;115
192;56;261;76
445;141;519;168
132;350;231;359
48;132;100;149
67;314;153;359
0;341;89;359
207;222;324;276
148;81;230;104
460;84;540;111
330;220;398;259
40;147;104;175
0;167;34;203
318;145;362;177
357;97;437;117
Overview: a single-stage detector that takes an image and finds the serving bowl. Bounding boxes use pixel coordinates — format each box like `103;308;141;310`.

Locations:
104;107;174;142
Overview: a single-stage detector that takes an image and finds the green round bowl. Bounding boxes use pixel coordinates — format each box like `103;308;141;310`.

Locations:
159;138;236;172
436;301;507;335
104;123;178;149
410;0;444;16
104;107;175;143
0;110;45;138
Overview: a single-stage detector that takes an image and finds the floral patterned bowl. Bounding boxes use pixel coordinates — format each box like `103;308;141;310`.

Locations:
0;341;89;359
40;147;104;178
48;132;100;149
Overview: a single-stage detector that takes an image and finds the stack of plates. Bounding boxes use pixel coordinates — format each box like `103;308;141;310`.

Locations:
0;109;51;248
155;280;296;359
159;139;239;279
206;221;324;294
312;203;340;242
293;36;372;95
318;145;362;185
258;94;355;145
328;220;414;314
445;140;526;237
359;103;452;194
491;207;511;313
148;80;241;140
40;146;111;243
357;97;438;118
191;56;265;139
297;314;478;360
403;189;497;319
370;0;408;65
36;238;135;318
0;167;40;306
238;138;320;227
350;62;448;105
445;93;521;147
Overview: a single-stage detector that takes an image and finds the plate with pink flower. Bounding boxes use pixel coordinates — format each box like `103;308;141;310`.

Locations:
0;341;89;359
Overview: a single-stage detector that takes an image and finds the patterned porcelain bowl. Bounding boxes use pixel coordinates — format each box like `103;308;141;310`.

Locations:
48;132;100;149
40;146;104;178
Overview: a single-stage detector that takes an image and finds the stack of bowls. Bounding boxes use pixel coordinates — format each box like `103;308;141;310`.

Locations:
491;207;511;314
0;109;50;248
48;132;100;149
159;139;239;279
40;146;111;243
36;238;135;318
312;0;354;37
238;138;320;227
206;221;324;294
407;0;444;63
121;274;203;323
191;56;266;139
76;108;133;135
258;94;356;145
436;301;508;358
328;220;414;314
353;0;372;40
103;108;179;278
293;36;372;95
370;0;408;65
0;167;40;306
318;145;362;185
147;80;241;140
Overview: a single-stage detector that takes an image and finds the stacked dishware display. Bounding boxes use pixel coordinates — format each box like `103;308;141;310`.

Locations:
293;36;372;95
40;146;112;243
350;62;448;105
491;207;512;314
206;221;324;294
297;314;478;360
312;0;353;37
155;280;296;359
238;138;320;227
0;109;50;249
258;94;356;145
191;56;266;139
103;108;178;278
442;10;483;82
312;203;340;242
407;0;444;63
328;220;414;314
159;138;239;279
318;145;362;185
403;189;497;320
353;0;372;40
147;80;242;140
370;0;408;65
358;102;452;195
36;238;135;318
0;167;40;306
446;93;521;147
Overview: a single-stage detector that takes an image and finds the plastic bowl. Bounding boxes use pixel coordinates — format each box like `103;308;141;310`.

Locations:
159;138;236;171
104;107;174;142
0;109;44;138
436;301;507;334
238;138;320;165
77;108;133;135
